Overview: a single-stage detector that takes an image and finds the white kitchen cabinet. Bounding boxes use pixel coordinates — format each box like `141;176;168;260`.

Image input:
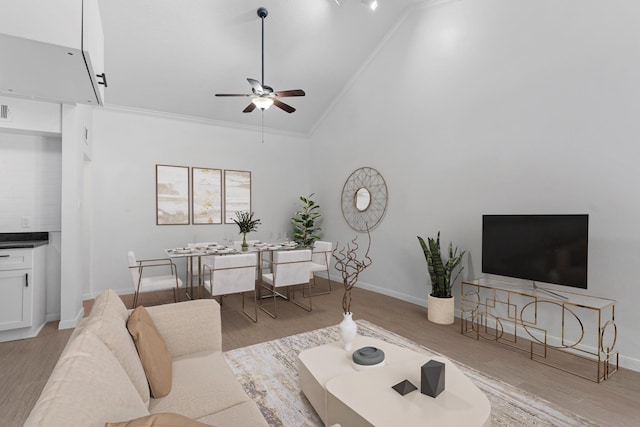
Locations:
0;246;47;342
0;0;106;105
0;269;32;330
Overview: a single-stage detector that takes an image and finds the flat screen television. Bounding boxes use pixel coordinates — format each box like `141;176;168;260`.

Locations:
482;214;589;289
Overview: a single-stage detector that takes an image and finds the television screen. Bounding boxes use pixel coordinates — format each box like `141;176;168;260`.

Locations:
482;215;588;289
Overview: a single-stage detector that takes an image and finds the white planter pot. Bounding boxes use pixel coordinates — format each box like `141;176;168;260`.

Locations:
427;294;455;325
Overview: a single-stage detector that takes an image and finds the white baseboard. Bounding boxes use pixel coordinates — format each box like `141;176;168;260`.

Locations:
58;307;85;330
327;273;425;307
46;312;60;322
620;355;640;372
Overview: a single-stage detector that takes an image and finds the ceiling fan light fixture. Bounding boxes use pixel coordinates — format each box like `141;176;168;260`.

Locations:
252;96;274;110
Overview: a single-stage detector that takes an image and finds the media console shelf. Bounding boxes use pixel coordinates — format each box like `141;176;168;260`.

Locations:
460;278;618;383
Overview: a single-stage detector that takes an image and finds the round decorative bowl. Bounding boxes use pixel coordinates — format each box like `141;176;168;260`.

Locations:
352;346;385;371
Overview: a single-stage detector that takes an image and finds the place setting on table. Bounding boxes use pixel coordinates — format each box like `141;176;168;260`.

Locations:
165;243;236;257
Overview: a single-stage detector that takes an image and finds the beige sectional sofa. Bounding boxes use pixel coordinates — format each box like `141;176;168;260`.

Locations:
24;289;268;427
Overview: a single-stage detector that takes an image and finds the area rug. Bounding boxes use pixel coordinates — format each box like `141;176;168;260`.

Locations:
223;320;598;426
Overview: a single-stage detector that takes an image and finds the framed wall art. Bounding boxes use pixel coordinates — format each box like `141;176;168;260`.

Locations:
156;164;190;225
224;170;251;223
192;167;222;224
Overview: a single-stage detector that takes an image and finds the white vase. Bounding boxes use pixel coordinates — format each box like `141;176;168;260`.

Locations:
427;294;455;325
339;312;358;351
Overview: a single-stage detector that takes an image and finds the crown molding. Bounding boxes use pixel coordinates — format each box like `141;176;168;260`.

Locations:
98;104;310;140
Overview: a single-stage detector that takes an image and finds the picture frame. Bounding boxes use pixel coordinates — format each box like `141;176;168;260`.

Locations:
156;164;190;225
192;167;222;224
224;170;252;223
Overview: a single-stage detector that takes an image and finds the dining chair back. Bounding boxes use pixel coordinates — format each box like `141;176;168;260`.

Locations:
203;253;258;322
128;251;182;308
308;241;333;296
260;249;312;318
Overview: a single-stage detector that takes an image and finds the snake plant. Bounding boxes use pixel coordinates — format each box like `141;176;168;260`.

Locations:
417;232;466;298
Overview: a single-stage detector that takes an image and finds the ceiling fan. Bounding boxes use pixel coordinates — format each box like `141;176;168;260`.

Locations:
215;7;305;114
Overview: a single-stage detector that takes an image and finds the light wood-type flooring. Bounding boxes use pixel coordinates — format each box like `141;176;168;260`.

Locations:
2;279;639;426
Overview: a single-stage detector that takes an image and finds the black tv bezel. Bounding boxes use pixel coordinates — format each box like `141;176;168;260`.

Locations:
481;214;589;289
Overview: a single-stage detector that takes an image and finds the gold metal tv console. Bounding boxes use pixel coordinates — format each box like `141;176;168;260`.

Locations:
460;278;618;382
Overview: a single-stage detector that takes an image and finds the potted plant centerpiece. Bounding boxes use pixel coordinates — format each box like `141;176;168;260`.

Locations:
233;211;261;250
417;232;466;325
291;193;321;247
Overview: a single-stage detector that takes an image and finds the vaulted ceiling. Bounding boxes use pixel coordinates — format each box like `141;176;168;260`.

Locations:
99;0;422;135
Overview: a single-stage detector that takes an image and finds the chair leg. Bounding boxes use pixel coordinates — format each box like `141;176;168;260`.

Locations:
292;283;313;312
133;276;143;308
259;284;278;319
304;272;332;297
242;291;258;323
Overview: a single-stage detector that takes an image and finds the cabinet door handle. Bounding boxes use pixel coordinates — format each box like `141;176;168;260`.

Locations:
96;73;108;87
25;272;29;287
0;254;9;258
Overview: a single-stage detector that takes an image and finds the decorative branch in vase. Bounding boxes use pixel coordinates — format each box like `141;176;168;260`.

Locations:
332;227;372;350
232;211;261;250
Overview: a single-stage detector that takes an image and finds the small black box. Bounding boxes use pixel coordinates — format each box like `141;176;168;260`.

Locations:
420;359;445;398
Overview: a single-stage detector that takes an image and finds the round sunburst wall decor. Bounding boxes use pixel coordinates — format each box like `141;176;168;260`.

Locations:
341;167;388;232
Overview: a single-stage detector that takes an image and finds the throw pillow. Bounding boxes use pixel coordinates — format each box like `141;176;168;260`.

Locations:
106;412;212;427
127;306;172;398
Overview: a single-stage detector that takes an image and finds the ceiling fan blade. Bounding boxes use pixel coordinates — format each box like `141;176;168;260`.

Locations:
273;99;295;113
215;93;251;97
273;89;305;97
243;103;257;113
247;78;264;95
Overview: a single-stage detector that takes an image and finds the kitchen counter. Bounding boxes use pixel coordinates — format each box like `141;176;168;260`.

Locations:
0;232;49;249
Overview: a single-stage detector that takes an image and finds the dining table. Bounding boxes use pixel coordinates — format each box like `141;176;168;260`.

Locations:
164;241;304;300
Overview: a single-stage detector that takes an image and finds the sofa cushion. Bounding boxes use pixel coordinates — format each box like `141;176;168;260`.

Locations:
89;288;129;323
106;412;212;427
128;306;172;398
23;331;149;427
149;351;251;420
86;312;151;405
145;300;221;357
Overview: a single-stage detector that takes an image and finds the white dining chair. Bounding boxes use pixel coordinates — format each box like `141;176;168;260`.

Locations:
128;251;182;308
307;240;333;296
260;249;312;318
203;253;258;322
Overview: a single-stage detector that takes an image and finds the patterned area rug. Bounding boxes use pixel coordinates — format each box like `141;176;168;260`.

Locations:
223;320;597;426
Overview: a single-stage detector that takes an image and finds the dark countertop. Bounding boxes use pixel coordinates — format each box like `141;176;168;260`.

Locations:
0;232;49;249
0;240;49;249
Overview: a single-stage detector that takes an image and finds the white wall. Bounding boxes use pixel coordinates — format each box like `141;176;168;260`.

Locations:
0;132;61;231
59;103;94;328
0;95;61;135
310;0;640;370
89;108;310;297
